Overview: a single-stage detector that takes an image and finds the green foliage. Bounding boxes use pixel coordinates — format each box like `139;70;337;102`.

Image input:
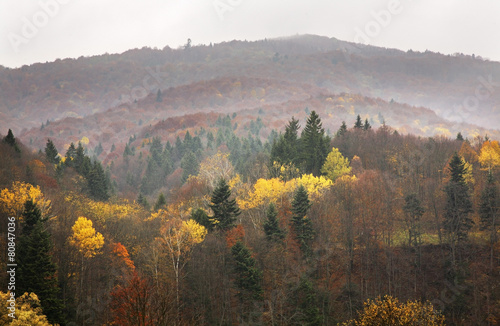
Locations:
44;139;60;164
479;173;499;243
231;241;263;301
65;142;77;167
18;200;65;325
363;118;371;131
3;129;20;153
337;121;347;137
291;185;314;256
209;178;240;231
181;151;200;183
270;117;300;168
191;208;214;232
299;111;330;176
354;115;363;129
87;161;110;201
293;276;322;326
263;202;286;242
444;153;473;242
154;192;166;211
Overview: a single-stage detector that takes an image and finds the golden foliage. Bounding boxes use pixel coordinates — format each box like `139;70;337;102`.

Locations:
0;292;52;325
65;194;141;225
69;216;104;258
341;295;445;326
238;174;332;210
0;181;51;218
479;140;500;171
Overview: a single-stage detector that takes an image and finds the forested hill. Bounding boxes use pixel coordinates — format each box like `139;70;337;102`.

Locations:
1;34;499;139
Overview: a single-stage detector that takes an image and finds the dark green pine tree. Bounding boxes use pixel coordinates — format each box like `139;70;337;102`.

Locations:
479;172;499;244
44;139;60;164
354;115;363;129
456;132;464;141
137;193;150;210
17;200;65;325
263;202;285;242
209;178;240;231
180;151;199;183
231;241;263;302
444;153;473;242
299;111;330;176
270;117;301;168
363;118;371;130
74;142;86;173
87;161;110;201
154;192;167;211
291;185;315;257
3;129;16;146
4;129;20;152
293;276;322;326
336;121;348;137
65;142;77;167
191;208;214;232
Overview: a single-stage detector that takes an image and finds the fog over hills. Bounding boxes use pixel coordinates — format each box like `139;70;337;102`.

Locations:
1;34;499;153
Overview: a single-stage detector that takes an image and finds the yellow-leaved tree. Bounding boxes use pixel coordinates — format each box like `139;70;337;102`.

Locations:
159;216;207;320
321;147;352;182
0;181;51;219
68;216;105;307
69;216;104;258
341;295;445;326
479;140;500;173
0;292;52;326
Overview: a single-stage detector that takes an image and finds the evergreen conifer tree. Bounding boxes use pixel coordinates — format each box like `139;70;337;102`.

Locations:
17;200;65;325
299;111;330;176
337;121;347;137
209;178;240;231
291;185;314;256
354;115;363;129
45;139;60;164
87;161;110;201
154;192;167;211
479;172;499;244
363;118;371;130
231;241;263;301
263;203;285;242
444;153;473;242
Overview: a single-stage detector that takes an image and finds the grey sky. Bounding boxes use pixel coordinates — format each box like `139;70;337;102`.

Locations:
1;0;499;68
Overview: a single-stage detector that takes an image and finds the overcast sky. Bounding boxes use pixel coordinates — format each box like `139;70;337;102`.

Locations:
1;0;499;68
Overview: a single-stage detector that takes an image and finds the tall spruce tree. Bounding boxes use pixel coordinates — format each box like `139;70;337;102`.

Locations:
154;192;167;211
336;121;348;137
291;185;314;256
4;129;20;152
180;151;199;183
293;276;322;326
479;172;499;244
354;115;363;129
17;200;65;325
263;202;286;242
444;153;473;243
209;178;240;231
65;142;76;167
299;111;330;176
44;139;60;164
231;241;263;301
270;116;300;167
363;118;371;130
87;161;110;201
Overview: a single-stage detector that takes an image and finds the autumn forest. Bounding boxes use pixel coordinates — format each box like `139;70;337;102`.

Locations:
0;35;500;325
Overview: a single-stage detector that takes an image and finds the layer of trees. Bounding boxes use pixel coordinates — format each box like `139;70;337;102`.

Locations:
1;113;499;325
